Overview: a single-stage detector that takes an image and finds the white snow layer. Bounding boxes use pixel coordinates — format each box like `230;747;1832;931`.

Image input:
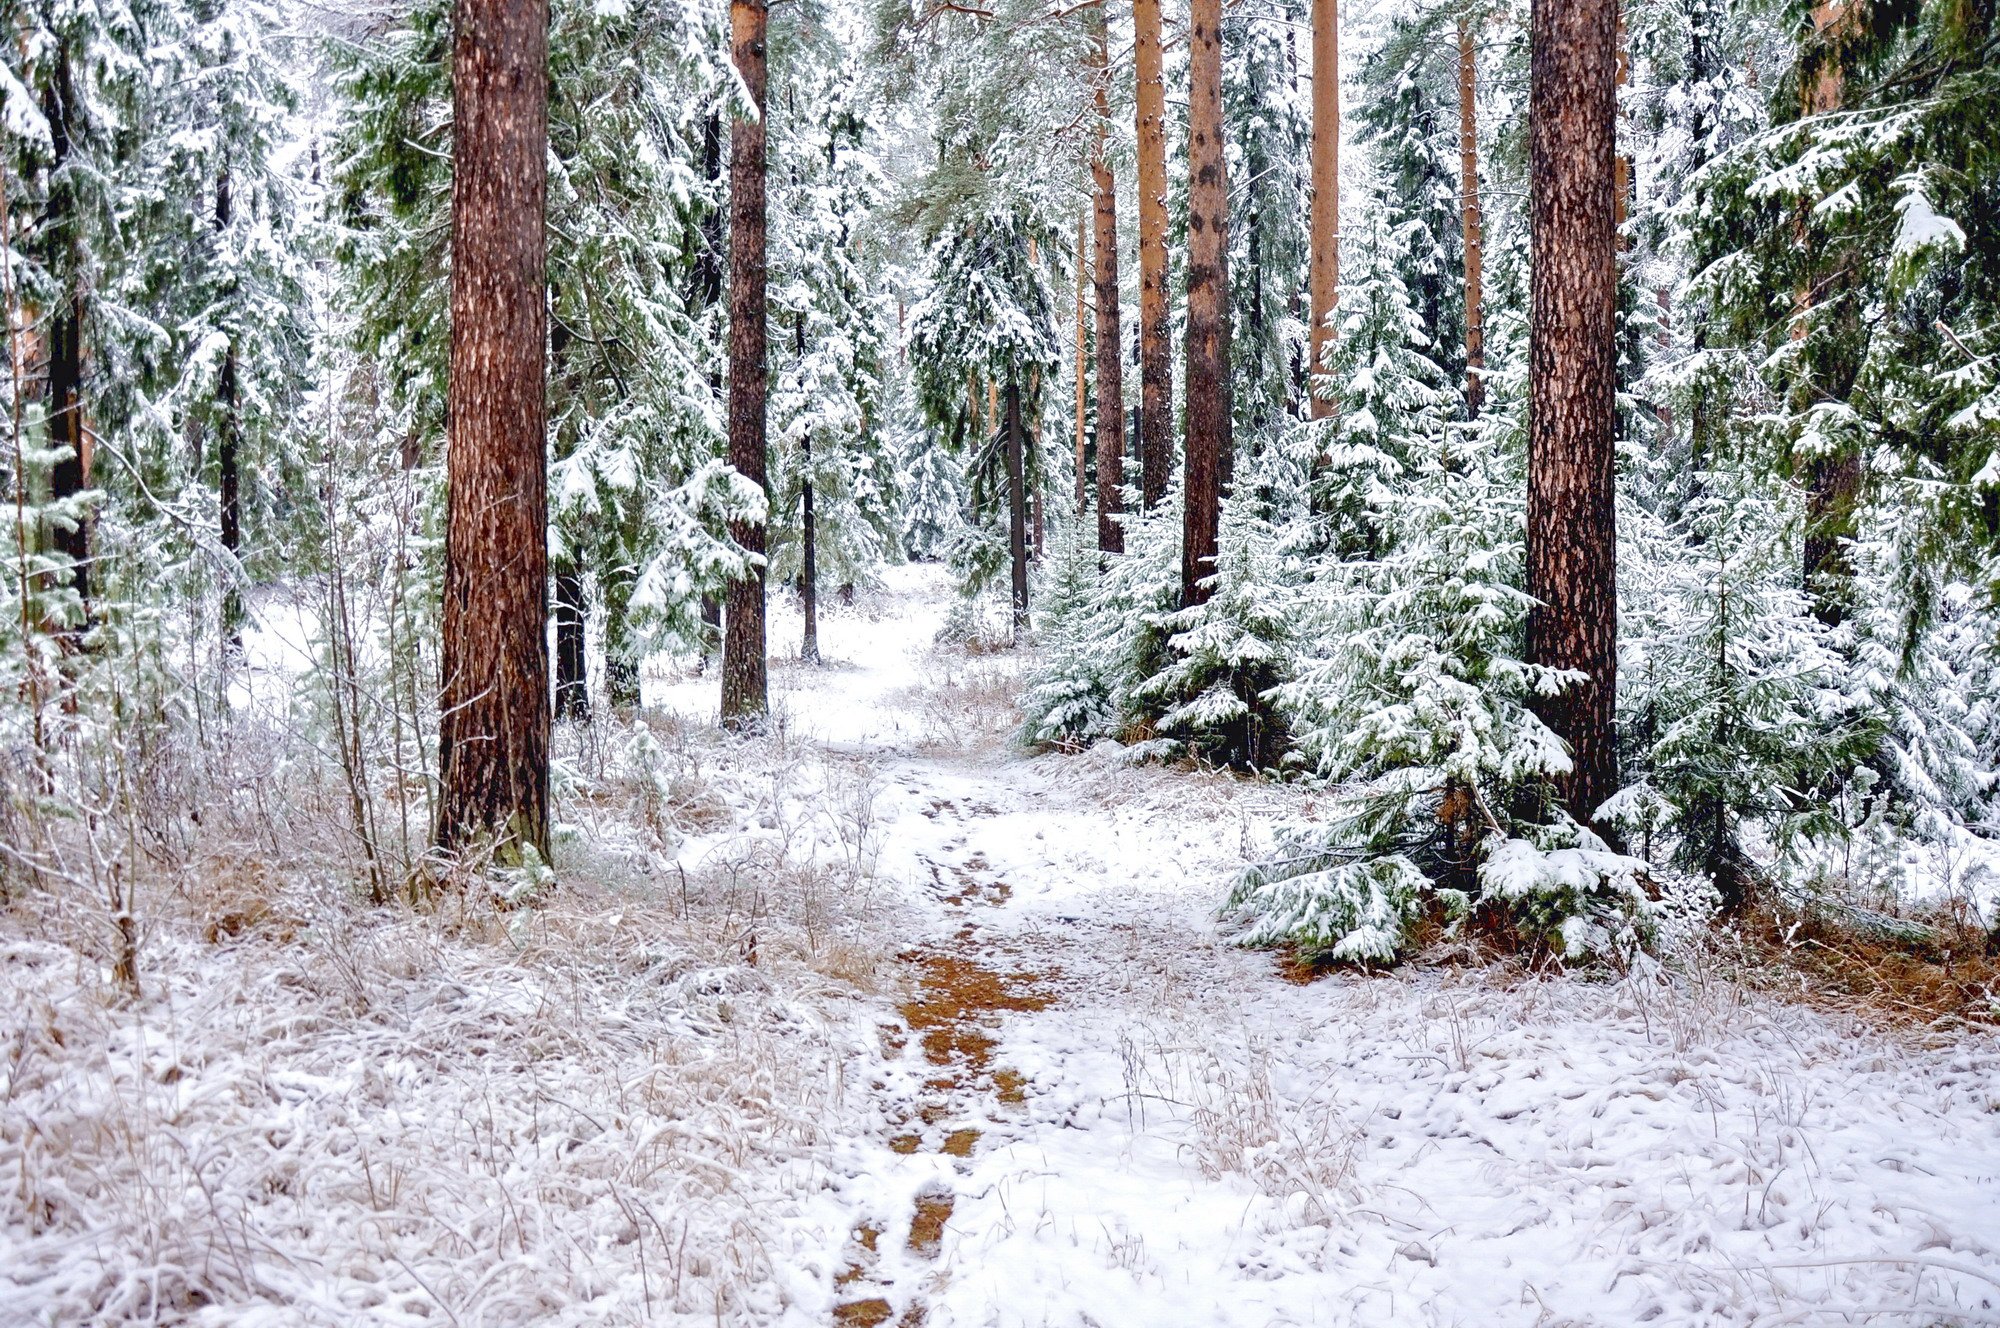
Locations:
5;565;1999;1325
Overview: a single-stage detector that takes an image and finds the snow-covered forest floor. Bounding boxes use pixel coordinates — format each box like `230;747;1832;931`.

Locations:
5;567;2000;1326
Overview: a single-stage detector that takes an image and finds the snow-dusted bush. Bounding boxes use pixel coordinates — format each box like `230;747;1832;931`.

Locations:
1478;830;1655;962
1129;504;1295;769
1224;818;1449;965
1018;501;1182;752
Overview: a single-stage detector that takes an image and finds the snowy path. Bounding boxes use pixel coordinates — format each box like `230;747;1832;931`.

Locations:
649;568;2000;1328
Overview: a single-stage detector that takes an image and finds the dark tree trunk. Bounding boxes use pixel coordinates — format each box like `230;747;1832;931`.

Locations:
696;112;725;311
41;48;89;622
1091;9;1125;554
437;0;551;861
1074;213;1090;516
46;294;88;611
1182;0;1232;609
699;594;722;661
1797;1;1857;625
1307;0;1339;420
554;565;589;721
1457;16;1486;417
722;0;769;727
1133;0;1174;511
1005;377;1029;638
796;311;818;663
1802;451;1860;623
801;434;820;664
215;172;243;649
1526;0;1620;828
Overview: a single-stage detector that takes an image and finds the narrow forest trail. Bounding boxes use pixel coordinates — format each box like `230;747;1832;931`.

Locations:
653;568;2000;1328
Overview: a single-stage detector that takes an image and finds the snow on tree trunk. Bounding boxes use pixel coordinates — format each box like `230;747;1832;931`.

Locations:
438;0;552;862
1182;0;1232;609
723;0;770;727
1526;0;1620;828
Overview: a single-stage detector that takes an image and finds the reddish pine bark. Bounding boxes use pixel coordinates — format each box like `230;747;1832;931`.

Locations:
1091;7;1124;555
1526;0;1620;828
1182;0;1231;608
1132;0;1173;510
1456;15;1485;417
1307;0;1339;419
438;0;551;861
722;0;770;725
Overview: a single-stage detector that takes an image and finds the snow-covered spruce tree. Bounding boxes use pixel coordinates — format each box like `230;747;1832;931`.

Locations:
132;0;314;648
1286;204;1458;559
1020;493;1183;749
0;0;153;664
1676;0;2000;855
334;0;754;709
1617;465;1873;908
1224;0;1309;444
1117;201;1453;772
1221;199;1652;967
1353;0;1472;400
1685;0;2000;627
905;207;1060;624
766;33;900;629
1846;479;2000;851
1129;499;1294;768
875;0;1094;629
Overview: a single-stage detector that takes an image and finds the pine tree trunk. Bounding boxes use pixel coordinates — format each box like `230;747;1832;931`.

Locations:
438;0;551;862
801;435;820;663
1133;0;1174;511
1456;15;1486;417
722;0;769;727
554;565;589;721
1797;0;1856;625
1075;212;1090;515
215;172;243;649
1307;0;1339;420
1091;8;1125;555
697;112;725;310
1614;12;1631;239
1525;0;1620;828
1005;376;1029;637
1182;0;1232;609
699;594;721;662
41;48;89;623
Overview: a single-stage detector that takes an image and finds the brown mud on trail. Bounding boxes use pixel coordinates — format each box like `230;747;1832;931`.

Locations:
833;841;1057;1324
897;945;1052;1091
